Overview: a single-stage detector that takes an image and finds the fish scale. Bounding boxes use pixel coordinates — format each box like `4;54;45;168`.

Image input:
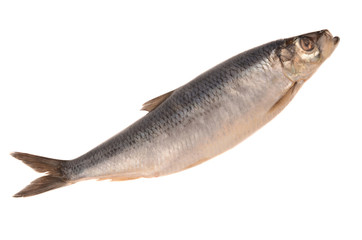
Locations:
11;30;339;197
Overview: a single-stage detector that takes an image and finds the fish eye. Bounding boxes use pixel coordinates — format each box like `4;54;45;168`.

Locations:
300;37;315;51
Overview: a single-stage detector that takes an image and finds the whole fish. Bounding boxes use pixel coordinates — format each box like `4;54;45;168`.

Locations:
12;30;339;197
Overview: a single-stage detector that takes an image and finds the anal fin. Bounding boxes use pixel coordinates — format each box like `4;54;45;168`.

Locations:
97;175;140;181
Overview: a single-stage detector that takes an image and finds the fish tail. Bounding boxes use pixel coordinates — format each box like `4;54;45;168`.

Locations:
11;152;70;197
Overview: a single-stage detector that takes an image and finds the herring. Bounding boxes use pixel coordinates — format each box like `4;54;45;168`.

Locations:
12;30;339;197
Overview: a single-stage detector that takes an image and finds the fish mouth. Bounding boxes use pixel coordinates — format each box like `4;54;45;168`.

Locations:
319;29;340;46
318;30;340;59
333;36;340;45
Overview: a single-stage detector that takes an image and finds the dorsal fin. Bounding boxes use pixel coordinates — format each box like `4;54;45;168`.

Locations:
141;90;174;112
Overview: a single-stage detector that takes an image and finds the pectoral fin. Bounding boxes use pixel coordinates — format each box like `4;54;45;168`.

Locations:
268;81;302;115
141;90;174;112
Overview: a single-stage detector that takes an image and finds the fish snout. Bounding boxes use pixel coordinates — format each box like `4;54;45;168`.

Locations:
318;29;340;46
319;29;332;38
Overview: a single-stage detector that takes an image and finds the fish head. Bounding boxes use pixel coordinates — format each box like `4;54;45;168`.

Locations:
277;29;339;82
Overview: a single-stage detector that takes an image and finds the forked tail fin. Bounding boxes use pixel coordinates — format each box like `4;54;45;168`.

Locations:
11;152;70;197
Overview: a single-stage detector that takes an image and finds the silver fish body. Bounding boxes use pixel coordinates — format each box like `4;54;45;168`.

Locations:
12;30;339;197
70;40;292;180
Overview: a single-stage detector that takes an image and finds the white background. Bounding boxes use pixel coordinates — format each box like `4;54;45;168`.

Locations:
1;1;361;239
